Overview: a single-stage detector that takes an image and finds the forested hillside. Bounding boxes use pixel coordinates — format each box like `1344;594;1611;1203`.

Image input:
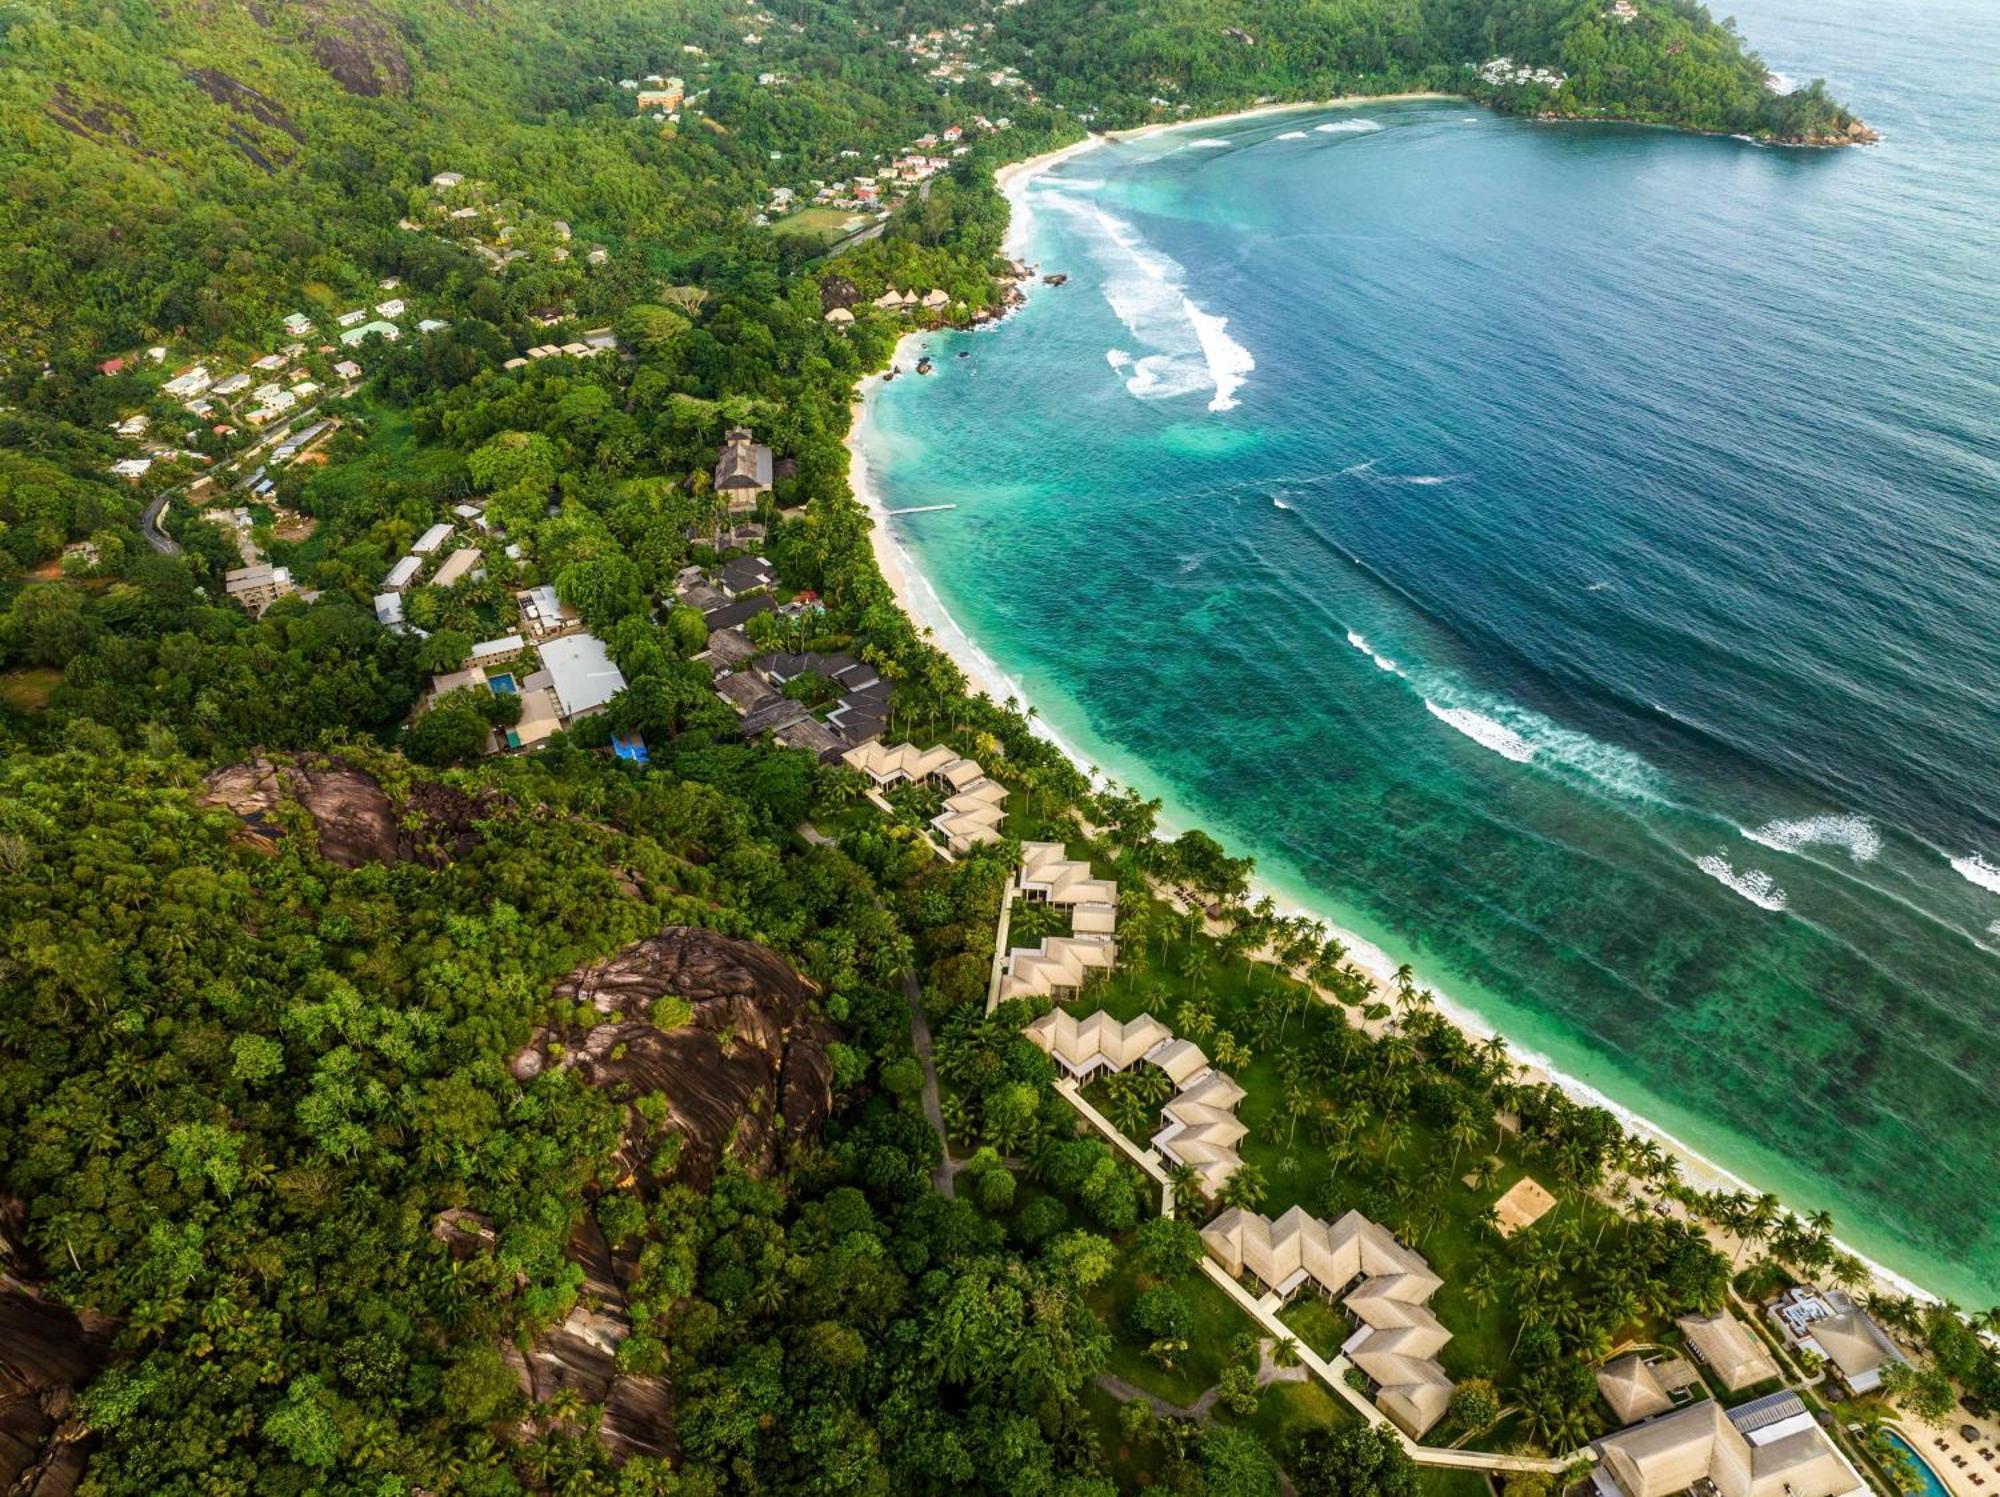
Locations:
0;1;1915;1494
0;0;1861;361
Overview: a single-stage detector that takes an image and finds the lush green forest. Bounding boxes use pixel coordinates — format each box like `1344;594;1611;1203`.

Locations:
0;0;1913;1493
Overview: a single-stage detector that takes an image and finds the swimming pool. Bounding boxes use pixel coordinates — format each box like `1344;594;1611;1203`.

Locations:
486;672;518;695
1886;1431;1952;1497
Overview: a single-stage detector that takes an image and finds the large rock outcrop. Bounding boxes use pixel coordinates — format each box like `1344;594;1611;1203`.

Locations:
202;754;498;868
1;1202;114;1497
515;927;838;1192
501;1219;674;1465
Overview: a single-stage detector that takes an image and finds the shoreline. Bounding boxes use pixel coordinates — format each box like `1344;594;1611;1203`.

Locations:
842;104;1951;1315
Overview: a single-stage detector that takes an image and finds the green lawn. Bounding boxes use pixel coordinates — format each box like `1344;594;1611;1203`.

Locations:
1087;1249;1247;1409
770;205;871;246
1223;1375;1362;1449
1417;1466;1494;1497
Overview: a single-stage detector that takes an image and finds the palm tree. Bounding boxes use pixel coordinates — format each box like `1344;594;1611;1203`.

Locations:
1217;1164;1267;1213
1166;1162;1207;1218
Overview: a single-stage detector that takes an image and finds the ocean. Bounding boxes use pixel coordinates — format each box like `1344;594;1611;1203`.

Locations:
856;0;2000;1305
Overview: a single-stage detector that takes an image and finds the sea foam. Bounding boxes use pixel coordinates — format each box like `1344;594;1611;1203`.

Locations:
1042;195;1253;413
1276;130;1309;140
1188;137;1231;148
1315;118;1381;134
1744;814;1882;863
1951;852;2000;895
1425;701;1535;761
1695;855;1790;911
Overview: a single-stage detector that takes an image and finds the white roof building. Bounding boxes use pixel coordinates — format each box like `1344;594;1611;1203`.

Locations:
412;522;454;555
382;555;424;591
538;633;626;719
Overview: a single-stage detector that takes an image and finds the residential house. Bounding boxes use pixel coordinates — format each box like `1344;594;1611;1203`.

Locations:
718;554;776;597
339;321;402;347
337;309;370;328
223;563;295;615
375;298;407;319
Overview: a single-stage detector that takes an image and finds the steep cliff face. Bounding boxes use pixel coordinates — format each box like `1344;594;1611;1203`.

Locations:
201;754;499;868
515;926;838;1192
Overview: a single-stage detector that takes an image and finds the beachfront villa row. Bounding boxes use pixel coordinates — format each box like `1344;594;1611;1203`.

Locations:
1021;1004;1249;1194
1152;1069;1248;1194
1764;1286;1904;1394
1590;1390;1869;1497
995;842;1122;1003
841;740;1007;854
1200;1206;1454;1438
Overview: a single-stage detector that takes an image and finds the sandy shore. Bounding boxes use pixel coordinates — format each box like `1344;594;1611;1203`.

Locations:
842;104;1945;1313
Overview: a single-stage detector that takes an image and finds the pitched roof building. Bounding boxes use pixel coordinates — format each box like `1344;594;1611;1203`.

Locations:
713;427;775;512
1593;1395;1867;1497
1676;1310;1781;1392
1201;1207;1454;1436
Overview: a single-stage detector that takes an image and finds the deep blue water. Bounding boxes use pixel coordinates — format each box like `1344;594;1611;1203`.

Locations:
860;0;2000;1301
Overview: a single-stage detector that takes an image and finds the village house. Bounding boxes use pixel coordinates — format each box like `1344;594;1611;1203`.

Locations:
517;583;580;639
340;321;402;347
381;554;424;593
337;309;369;328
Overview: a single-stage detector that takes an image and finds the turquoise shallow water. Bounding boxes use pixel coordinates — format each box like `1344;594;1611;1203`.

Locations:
861;0;2000;1303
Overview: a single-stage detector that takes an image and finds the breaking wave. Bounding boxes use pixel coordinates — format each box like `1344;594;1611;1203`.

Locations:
1344;630;1405;677
1276;130;1309;140
1951;852;2000;895
1425;701;1535;762
1043;194;1253;413
1744;814;1883;863
1187;137;1231;148
1315;118;1381;134
1695;855;1790;911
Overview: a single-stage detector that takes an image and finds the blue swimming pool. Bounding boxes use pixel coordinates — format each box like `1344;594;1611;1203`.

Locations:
486;672;517;695
1886;1431;1952;1497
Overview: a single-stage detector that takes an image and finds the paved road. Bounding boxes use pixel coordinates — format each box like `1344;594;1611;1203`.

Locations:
139;491;180;554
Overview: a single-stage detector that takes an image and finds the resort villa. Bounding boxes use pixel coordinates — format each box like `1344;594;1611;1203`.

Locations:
1675;1309;1781;1392
420;631;627;753
1201;1206;1456;1438
713;426;774;514
1596;1353;1704;1426
1023;1009;1171;1081
1765;1287;1904;1393
1153;1069;1248;1194
841;740;1006;854
1591;1392;1869;1497
995;842;1119;1003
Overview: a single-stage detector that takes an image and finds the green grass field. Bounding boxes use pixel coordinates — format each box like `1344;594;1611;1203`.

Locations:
771;205;872;246
0;666;63;716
